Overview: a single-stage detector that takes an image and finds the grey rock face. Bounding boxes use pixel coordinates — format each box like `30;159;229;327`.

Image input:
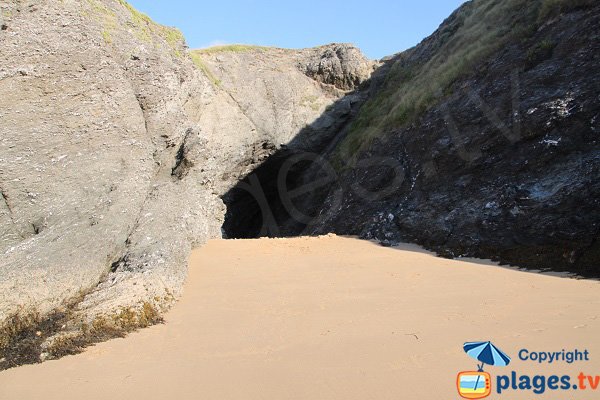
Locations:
0;0;373;363
0;0;225;352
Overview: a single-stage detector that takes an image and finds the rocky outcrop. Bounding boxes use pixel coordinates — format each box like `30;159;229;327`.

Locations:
0;0;373;366
3;0;598;369
249;1;600;276
299;44;377;90
0;0;224;365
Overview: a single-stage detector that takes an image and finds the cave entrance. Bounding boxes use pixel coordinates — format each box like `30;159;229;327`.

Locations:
221;148;338;239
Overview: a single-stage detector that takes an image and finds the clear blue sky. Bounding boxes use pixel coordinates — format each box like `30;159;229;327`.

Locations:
127;0;466;60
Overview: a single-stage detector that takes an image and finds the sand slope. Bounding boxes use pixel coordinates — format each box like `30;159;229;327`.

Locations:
1;235;599;399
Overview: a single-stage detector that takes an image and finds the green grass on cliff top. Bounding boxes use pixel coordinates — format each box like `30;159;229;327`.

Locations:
189;44;279;87
87;0;185;53
189;51;222;87
334;0;596;164
196;44;273;54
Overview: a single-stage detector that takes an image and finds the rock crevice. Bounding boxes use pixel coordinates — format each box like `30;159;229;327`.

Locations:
0;0;375;366
2;0;598;369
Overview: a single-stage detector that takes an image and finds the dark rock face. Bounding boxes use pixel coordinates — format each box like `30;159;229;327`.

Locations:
221;60;392;239
2;0;598;366
220;89;372;239
306;5;600;275
232;4;600;276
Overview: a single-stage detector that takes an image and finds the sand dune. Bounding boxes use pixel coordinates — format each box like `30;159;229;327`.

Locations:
1;235;598;399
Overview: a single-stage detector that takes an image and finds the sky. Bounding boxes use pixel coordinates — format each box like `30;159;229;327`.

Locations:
127;0;466;60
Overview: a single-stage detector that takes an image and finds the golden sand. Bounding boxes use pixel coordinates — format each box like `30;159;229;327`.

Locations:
1;235;598;399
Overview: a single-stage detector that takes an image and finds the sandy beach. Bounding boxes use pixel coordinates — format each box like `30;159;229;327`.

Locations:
1;235;598;399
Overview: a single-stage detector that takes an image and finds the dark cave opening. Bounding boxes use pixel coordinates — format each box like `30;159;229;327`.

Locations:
219;56;394;239
221;149;328;239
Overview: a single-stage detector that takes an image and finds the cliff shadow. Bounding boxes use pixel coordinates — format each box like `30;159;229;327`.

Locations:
220;56;397;239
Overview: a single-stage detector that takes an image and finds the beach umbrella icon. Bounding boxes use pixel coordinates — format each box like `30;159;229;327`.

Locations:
463;341;511;370
463;341;511;395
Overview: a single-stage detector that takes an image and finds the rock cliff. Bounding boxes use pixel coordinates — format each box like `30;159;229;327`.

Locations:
0;0;374;366
235;0;600;276
2;0;598;368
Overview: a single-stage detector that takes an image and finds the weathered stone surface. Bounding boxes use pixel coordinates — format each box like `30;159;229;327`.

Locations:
268;3;600;276
299;44;377;90
5;0;597;368
0;0;373;359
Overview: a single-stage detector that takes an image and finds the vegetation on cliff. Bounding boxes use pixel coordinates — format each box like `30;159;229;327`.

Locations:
336;0;597;162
